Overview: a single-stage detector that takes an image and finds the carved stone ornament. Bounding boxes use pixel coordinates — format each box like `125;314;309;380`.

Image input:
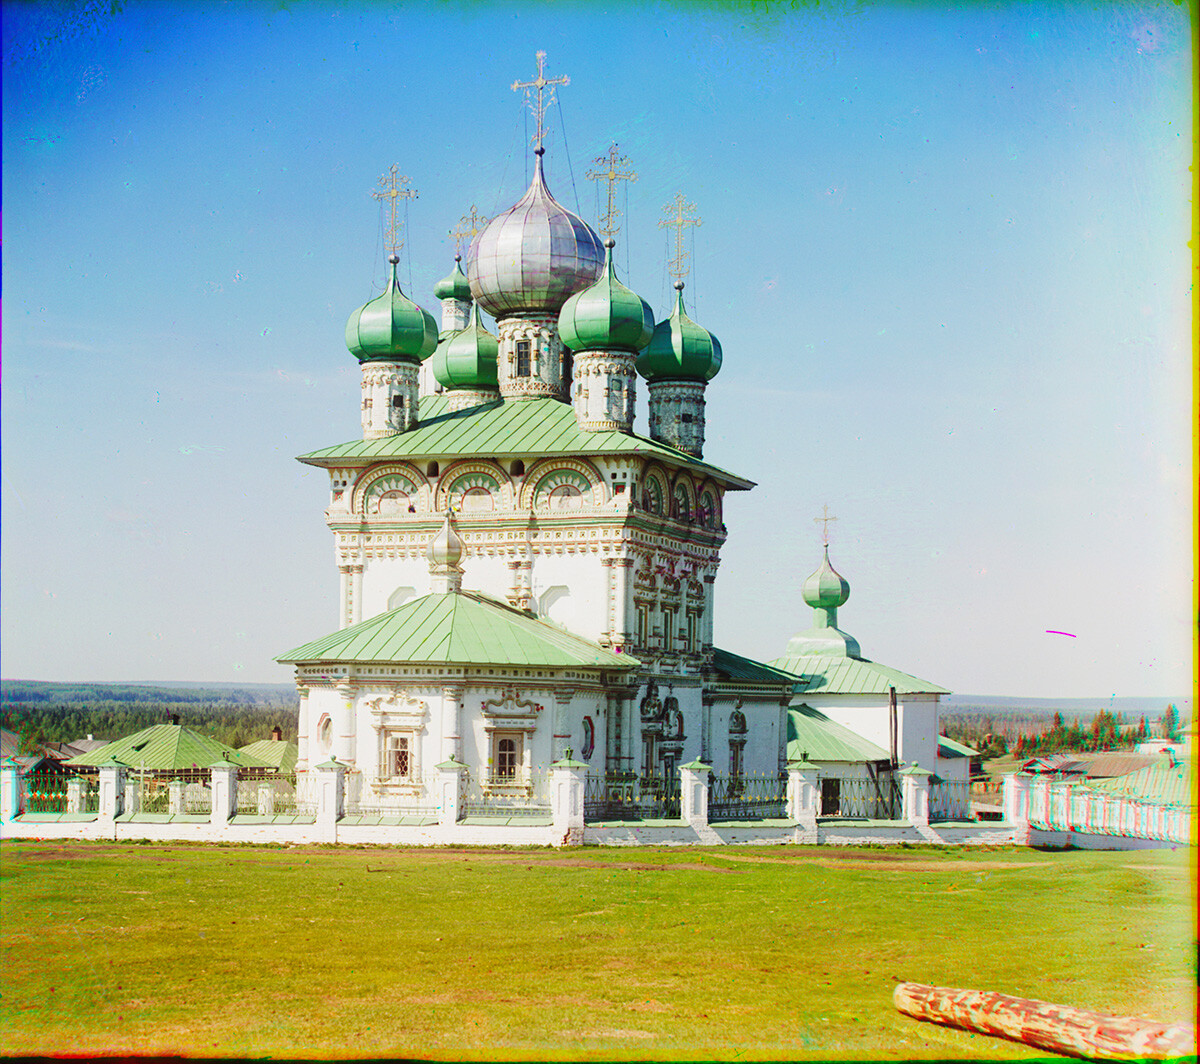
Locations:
362;689;428;727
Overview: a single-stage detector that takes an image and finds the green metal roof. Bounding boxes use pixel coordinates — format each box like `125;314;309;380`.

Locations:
772;653;949;696
636;283;722;383
709;648;802;687
559;240;655;354
786;703;890;763
937;736;978;759
238;739;298;773
1085;759;1190;806
296;395;753;489
67;724;272;771
277;589;642;670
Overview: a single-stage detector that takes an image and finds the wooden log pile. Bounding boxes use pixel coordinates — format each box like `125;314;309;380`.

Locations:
894;981;1195;1060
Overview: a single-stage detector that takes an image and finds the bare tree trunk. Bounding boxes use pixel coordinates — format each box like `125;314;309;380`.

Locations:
894;982;1194;1060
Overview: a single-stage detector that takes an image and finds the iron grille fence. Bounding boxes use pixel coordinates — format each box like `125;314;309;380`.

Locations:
819;773;902;819
128;769;212;815
343;771;438;817
929;779;972;821
235;772;311;816
584;773;681;821
708;773;788;821
461;769;552;818
24;769;70;813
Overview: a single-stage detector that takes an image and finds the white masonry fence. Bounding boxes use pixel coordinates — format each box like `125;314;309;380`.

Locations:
2;758;1187;849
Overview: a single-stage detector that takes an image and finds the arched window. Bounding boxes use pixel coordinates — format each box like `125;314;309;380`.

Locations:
459;487;494;512
318;716;333;754
547;484;582;510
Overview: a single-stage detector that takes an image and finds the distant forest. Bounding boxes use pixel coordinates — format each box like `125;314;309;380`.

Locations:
2;681;298;754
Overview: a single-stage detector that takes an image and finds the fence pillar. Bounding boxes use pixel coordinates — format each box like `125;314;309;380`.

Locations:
66;776;84;814
680;760;711;829
169;779;185;815
1003;772;1032;843
550;751;588;845
315;758;346;840
1;759;21;820
901;763;932;826
209;761;238;824
787;759;821;837
435;759;467;827
98;760;126;821
123;775;141;816
257;782;275;816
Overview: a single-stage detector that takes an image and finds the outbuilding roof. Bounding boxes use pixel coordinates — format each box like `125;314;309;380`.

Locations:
296;394;753;489
277;589;640;671
774;653;949;696
1085;758;1190;806
786;703;891;763
238;739;298;773
67;724;271;771
709;648;801;687
937;736;979;759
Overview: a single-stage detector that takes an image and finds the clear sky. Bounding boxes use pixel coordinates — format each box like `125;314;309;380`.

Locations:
2;0;1193;699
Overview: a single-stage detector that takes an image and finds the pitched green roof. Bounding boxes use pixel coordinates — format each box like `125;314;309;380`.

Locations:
772;653;948;696
296;395;753;489
67;724;271;771
238;739;298;773
786;703;890;763
938;736;978;759
1085;759;1190;806
709;648;801;686
277;590;641;670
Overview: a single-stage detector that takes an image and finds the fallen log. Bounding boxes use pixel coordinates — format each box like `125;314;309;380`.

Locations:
893;981;1195;1060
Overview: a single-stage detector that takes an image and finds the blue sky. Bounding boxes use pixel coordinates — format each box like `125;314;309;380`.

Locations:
2;0;1193;699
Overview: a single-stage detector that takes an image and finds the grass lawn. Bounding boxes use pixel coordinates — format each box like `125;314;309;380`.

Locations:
0;841;1193;1060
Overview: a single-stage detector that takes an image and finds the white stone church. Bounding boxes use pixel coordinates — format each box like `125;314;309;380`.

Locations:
276;62;958;821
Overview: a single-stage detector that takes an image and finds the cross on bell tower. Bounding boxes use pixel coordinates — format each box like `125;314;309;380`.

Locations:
450;205;489;258
511;50;569;152
586;144;637;239
372;165;418;257
659;192;702;284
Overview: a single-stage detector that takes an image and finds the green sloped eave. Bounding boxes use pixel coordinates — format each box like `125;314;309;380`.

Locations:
773;653;949;696
1085;761;1190;806
786;704;891;763
295;395;753;490
710;647;802;686
67;724;271;770
238;740;299;773
278;591;641;670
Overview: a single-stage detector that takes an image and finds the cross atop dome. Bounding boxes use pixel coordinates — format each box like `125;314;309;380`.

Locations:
660;192;701;284
814;505;838;546
372;165;417;257
450;205;488;258
512;50;569;154
587;144;637;239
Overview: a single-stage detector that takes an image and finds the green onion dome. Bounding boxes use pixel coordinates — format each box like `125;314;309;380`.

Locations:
559;239;655;353
468;148;604;318
433;254;472;302
802;546;851;610
345;255;438;363
432;303;499;390
635;282;722;382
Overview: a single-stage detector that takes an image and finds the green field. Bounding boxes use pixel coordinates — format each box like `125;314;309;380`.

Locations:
0;841;1193;1060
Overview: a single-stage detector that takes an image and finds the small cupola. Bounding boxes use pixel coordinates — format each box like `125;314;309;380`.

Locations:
558;238;653;432
432;304;500;412
636;282;722;457
346;255;437;439
781;546;861;659
427;512;464;594
433;254;473;334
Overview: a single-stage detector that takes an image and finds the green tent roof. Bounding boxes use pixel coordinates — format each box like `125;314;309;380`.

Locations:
938;736;978;759
709;648;801;686
277;590;641;670
1085;759;1190;806
786;703;890;763
296;394;753;489
773;653;949;696
67;724;272;771
238;739;298;773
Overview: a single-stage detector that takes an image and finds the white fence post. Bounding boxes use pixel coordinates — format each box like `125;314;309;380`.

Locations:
435;759;466;828
550;751;588;845
679;760;711;830
209;762;238;824
169;779;185;815
315;758;346;841
66;776;84;814
787;759;820;842
1;759;21;820
98;759;126;821
901;763;932;826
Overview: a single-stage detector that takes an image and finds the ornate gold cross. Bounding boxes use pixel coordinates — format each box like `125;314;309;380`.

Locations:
814;505;838;546
511;50;568;151
659;192;701;283
449;204;489;258
371;165;417;256
586;143;637;239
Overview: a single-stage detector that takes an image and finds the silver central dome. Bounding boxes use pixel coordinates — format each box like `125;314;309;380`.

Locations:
468;150;604;319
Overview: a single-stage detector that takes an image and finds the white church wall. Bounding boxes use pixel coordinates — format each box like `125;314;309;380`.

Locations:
799;693;941;770
529;553;609;641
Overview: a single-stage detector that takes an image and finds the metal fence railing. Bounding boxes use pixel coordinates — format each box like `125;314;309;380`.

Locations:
708;773;788;821
126;769;212;816
342;771;438;818
235;772;312;816
929;778;972;821
583;773;681;821
819;773;902;819
461;770;552;819
25;769;70;813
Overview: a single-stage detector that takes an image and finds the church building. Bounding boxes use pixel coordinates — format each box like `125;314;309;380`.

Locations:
276;56;952;820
